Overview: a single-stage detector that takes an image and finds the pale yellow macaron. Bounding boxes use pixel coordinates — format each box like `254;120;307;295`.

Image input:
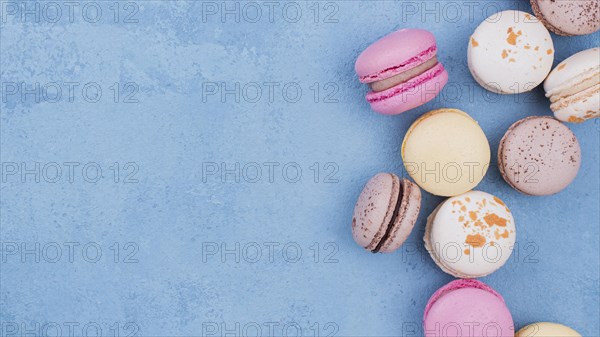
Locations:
516;322;581;336
401;109;490;197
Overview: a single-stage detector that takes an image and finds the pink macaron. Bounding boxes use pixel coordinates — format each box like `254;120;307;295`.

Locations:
424;279;514;337
355;29;448;115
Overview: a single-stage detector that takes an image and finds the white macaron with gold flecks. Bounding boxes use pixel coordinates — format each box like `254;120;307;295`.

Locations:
468;10;554;94
544;48;600;123
424;191;516;278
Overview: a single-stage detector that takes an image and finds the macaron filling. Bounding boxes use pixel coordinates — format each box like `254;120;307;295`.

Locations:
370;56;439;92
366;63;446;103
372;181;404;253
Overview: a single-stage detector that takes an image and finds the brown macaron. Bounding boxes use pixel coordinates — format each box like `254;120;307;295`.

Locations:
351;173;422;253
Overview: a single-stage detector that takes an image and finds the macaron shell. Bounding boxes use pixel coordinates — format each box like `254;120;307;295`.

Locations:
530;0;600;36
378;179;422;253
545;48;600;94
352;173;400;251
402;109;490;197
426;191;516;278
424;279;501;316
468;10;554;94
516;322;581;336
423;279;514;337
368;63;448;115
355;29;437;83
498;117;581;196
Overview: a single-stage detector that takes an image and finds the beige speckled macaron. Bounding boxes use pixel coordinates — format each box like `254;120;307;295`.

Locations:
530;0;600;36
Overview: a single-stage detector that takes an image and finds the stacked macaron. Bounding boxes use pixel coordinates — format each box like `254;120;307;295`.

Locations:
352;173;421;253
350;2;597;335
355;29;448;115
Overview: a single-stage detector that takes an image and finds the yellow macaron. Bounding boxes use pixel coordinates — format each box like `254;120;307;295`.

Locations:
401;109;490;196
516;322;581;336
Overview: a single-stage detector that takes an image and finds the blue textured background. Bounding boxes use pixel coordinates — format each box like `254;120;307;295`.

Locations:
1;1;599;336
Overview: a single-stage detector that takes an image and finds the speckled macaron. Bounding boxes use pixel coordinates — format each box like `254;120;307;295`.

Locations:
530;0;600;36
468;10;554;94
544;48;600;123
424;191;516;278
516;322;581;336
352;173;422;253
498;116;581;196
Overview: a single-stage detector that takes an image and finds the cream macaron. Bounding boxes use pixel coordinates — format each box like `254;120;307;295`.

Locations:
516;322;581;336
401;109;490;197
544;48;600;123
469;10;554;94
424;191;516;278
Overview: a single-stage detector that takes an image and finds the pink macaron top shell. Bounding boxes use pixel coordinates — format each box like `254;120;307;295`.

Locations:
355;29;438;83
423;279;514;337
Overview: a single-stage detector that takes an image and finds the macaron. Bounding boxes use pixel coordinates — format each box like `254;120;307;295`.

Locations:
516;322;581;336
355;29;448;115
468;10;554;94
424;191;516;278
498;116;581;196
530;0;600;36
352;173;421;253
401;109;490;197
544;48;600;123
423;279;514;337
